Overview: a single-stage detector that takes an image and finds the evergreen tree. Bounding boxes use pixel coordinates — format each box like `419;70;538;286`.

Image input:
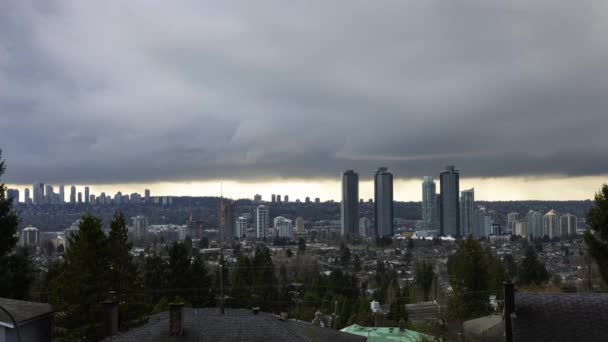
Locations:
0;151;35;299
168;242;192;300
143;253;168;301
189;253;212;306
518;243;550;286
584;184;608;284
298;238;306;254
252;245;277;310
2;247;36;300
108;212;146;326
108;212;137;299
184;236;193;255
447;238;492;320
213;254;229;308
51;214;110;340
353;254;362;273
231;254;253;307
487;252;507;300
339;242;351;267
415;262;435;301
352;297;373;326
0;151;18;257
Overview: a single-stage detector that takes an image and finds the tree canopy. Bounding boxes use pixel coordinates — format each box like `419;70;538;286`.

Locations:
415;262;435;301
584;184;608;285
518;242;550;286
0;150;35;300
447;238;493;320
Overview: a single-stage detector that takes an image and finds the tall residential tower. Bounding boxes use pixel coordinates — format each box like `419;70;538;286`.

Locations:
374;167;393;237
256;205;270;239
440;165;460;236
421;177;436;230
460;188;475;237
341;170;359;237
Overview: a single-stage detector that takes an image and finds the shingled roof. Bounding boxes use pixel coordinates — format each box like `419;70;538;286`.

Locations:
105;308;367;342
0;297;54;328
512;293;608;342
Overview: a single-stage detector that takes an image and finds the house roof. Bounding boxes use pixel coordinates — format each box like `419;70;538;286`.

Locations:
513;293;608;342
340;324;431;342
105;308;366;342
463;315;503;342
0;297;54;328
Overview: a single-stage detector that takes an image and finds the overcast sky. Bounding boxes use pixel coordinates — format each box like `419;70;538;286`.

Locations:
1;1;608;199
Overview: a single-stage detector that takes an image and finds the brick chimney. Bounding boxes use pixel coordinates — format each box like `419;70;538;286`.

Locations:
399;318;405;332
169;303;184;336
102;300;119;337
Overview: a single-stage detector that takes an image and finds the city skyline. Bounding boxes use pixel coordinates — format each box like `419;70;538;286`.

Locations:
2;2;608;340
6;173;607;203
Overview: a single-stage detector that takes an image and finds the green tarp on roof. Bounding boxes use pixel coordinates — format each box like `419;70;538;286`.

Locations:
340;324;433;342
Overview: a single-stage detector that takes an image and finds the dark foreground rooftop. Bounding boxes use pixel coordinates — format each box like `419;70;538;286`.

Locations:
0;297;54;328
105;308;366;342
513;293;608;342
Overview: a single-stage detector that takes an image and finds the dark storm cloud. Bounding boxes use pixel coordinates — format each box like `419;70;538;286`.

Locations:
1;0;608;184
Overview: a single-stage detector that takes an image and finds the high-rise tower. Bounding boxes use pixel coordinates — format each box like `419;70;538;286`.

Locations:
341;170;359;237
374;167;393;237
421;177;436;230
70;186;76;204
526;210;543;239
59;185;65;204
460;188;475;237
440;165;460;236
256;205;270;239
220;199;235;243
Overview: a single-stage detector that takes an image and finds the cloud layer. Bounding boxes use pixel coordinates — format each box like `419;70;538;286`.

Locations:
2;0;608;183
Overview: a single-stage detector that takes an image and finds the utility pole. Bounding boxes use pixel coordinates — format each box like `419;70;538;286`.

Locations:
219;182;225;314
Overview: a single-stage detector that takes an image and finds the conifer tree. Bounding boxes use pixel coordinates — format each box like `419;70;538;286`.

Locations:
51;214;109;340
584;184;608;285
252;245;277;310
518;242;550;286
189;253;212;307
168;241;192;300
0;150;35;300
447;238;492;320
231;254;253;307
108;211;146;325
143;253;168;301
415;262;435;301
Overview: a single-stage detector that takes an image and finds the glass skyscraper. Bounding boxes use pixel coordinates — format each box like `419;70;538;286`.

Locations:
526;210;543;239
460;188;475;237
374;167;393;237
440;165;460;236
421;176;436;230
341;170;359;237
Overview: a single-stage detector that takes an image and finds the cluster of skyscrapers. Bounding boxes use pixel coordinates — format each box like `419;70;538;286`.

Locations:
509;210;578;240
253;205;293;240
253;194;321;204
420;166;579;239
6;184;154;206
215;202;296;241
341;167;394;238
420;166;467;236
